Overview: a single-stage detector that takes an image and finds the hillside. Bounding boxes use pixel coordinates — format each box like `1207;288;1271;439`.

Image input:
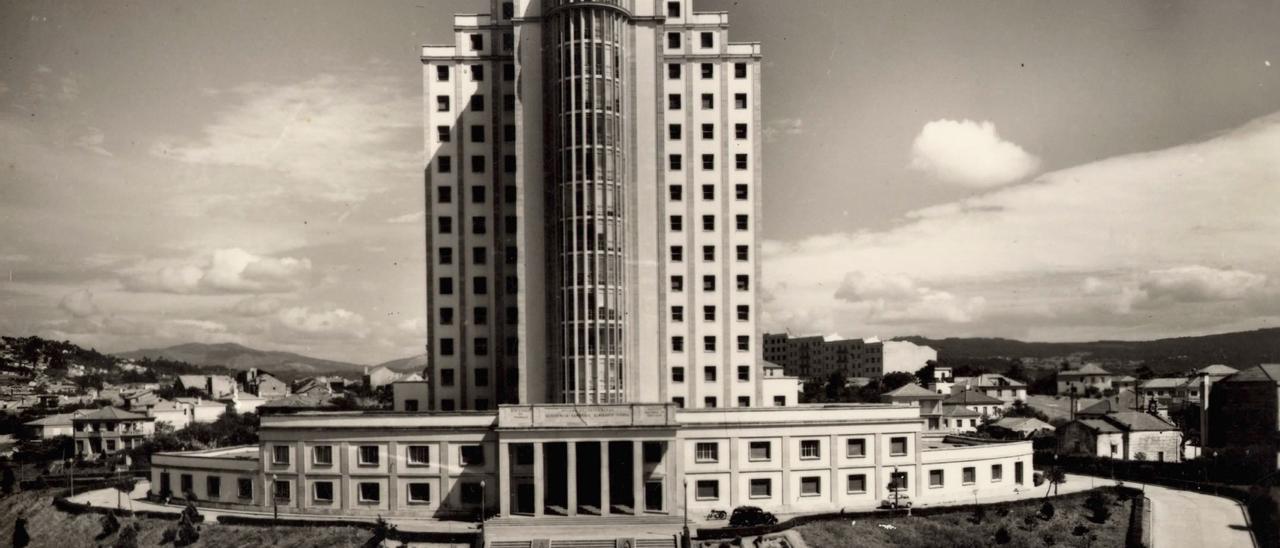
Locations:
117;342;362;381
896;327;1280;368
374;352;428;374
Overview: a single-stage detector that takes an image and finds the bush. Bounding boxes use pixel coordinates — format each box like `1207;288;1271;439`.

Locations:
994;527;1011;544
1042;533;1056;546
114;523;140;548
97;511;121;539
1040;501;1055;520
180;501;201;523
1072;524;1089;537
729;506;778;528
1085;491;1112;523
970;504;985;524
175;509;200;546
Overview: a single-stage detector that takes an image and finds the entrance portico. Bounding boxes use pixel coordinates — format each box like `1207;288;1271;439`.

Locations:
496;404;681;519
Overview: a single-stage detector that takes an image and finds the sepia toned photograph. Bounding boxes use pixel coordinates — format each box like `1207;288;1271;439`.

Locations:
1;1;1278;546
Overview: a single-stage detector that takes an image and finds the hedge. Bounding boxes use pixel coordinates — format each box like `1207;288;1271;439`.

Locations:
1125;493;1146;548
213;514;478;544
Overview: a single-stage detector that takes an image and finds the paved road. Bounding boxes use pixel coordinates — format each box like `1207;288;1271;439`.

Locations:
1089;477;1255;548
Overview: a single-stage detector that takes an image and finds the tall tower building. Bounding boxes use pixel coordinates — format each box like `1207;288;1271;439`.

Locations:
422;0;762;410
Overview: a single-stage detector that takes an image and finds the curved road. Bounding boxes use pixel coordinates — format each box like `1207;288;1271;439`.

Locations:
1070;475;1255;548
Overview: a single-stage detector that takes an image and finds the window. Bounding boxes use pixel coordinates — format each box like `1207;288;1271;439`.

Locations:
734;62;747;78
668;93;682;110
669;154;682;170
963;466;976;485
890;436;908;456
929;469;944;488
313;446;333;466
473;337;489;356
437;216;453;234
471;155;486;173
701;214;715;231
736;245;749;262
701;366;719;384
461;482;484;504
846;438;866;458
737;365;750;381
672;305;684;322
404;399;419;411
503;31;514;49
671;366;685;383
273;445;290;465
177;473;193;496
468;125;486;144
749;478;771;499
460;445;485;466
704;396;717;408
700;31;713;48
441;369;455;386
670;245;683;262
701;63;713;79
799;439;821;460
407;483;431;504
358;482;380;503
672;397;685;408
737;305;749;321
695;480;719;500
437;125;451;142
847;474;867;494
438;155;453;173
475;398;490;410
667;32;681;50
1015;462;1024;484
701;154;714;170
504;124;516;141
702;245;714;262
436;65;450;81
703;275;716;291
800;476;821;496
702;184;714;200
473;275;488;294
695;442;719;463
501;1;514;18
439;338;454;356
436;186;452;204
736;274;749;291
701;93;714;110
471;216;486;234
701;123;714;140
748;441;771;461
273;479;290;501
667;1;680;17
704;336;716;352
399;445;430;468
668;63;681;79
358;445;380;466
503;63;515;81
773;395;786;406
700;305;715;322
441;399;455;411
313;481;334;503
469;34;483;51
736;214;749;231
735;183;748;200
737;335;750;351
473;306;488;325
470;95;485;111
734;93;747;109
436;96;450;112
238;478;253;499
672;336;684;352
669;123;681;140
735;154;748;170
474;368;489;387
671;275;684;291
438;247;453;265
669;184;683;201
471;64;484;81
670;215;683;232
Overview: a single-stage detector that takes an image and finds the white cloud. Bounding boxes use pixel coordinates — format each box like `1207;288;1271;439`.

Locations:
121;248;312;294
230;295;285;316
73;126;112;157
59;288;99;318
763;118;804;141
275;306;368;338
386;210;425;224
909;119;1040;187
764;111;1280;339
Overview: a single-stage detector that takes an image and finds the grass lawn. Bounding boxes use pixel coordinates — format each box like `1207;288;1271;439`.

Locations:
0;487;375;547
797;489;1133;548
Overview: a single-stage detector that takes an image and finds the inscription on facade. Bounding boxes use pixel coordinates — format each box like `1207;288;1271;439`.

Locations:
498;404;675;428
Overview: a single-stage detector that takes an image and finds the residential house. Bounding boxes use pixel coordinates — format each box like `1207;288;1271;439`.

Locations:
950;374;1027;407
72;407;155;458
987;416;1055;440
175;375;236;399
236;368;290;398
146;400;192;430
392;373;429;412
24;411;83;439
1112;376;1137;391
363;366;403;389
1056;363;1114;395
1058;411;1182;462
1206;364;1280;469
1077;390;1140;417
942;389;1004;420
881;383;945;430
174;397;227;423
940;405;982;433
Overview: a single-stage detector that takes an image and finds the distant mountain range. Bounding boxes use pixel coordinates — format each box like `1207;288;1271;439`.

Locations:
116;342;366;381
895;327;1280;368
373;353;429;374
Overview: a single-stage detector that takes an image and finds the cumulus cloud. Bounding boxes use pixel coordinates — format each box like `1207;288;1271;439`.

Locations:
909;119;1040;187
764;111;1280;339
59;288;99;318
275;306;368;338
121;248;312;294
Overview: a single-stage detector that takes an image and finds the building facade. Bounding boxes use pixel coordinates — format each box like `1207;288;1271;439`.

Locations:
762;334;936;381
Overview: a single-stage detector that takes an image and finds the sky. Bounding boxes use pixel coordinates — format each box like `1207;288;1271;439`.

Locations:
1;1;1279;364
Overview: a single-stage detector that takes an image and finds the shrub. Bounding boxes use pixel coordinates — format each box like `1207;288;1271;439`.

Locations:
729;506;778;528
97;511;121;539
364;515;397;548
1040;501;1055;520
1085;491;1111;523
970;504;985;524
994;527;1011;544
175;510;200;547
1042;533;1056;546
114;523;140;548
1072;524;1089;537
180;501;201;523
1021;513;1038;529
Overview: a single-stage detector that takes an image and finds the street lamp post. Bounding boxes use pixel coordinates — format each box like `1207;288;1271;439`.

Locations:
682;479;689;547
480;480;487;527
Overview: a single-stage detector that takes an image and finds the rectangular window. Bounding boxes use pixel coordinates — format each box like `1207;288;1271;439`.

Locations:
963;466;976;485
471;64;484;81
668;93;682;110
749;478;771;499
470;185;486;203
736;214;749;230
734;93;747;109
274;480;290;501
700;93;714;110
737;335;750;351
438;247;453;265
439;338;454;356
929;469;944;488
846;438;866;458
461;482;483;504
436;65;450;81
991;464;1003;482
671;366;684;383
734;62;747;78
773;395;786;406
669;123;681;140
471;155;486;173
702;214;715;231
670;215;683;231
669;154;682;170
469;34;483;51
205;476;220;498
847;474;867;494
672;397;685;408
667;32;681;50
437;216;452;234
441;399;455;411
800;476;821;496
407;445;430;466
473;305;488;325
359;482;380;503
736;245;748;262
703;366;717;382
703;275;716;291
668;63;681;79
671;275;684;291
471;216;486;234
700;31;713;48
405;483;431;505
799;439;821;460
667;1;680;17
702;245;714;262
694;442;718;463
460;445;485;466
670;245;683;262
890;437;908;456
669;184;683;201
672;305;684;322
703;305;715;321
735;183;748;200
695;480;719;500
313;445;333;466
273;445;290;465
736;274;749;291
503;63;515;80
238;478;253;499
502;1;514;19
306;481;332;504
704;336;716;352
701;63;713;79
504;124;516;141
358;445;380;466
437;125;451;142
701;154;714;170
736;305;749;321
436;186;452;203
737;365;750;381
1015;462;1024;485
672;336;684;351
470;95;485;111
437;156;452;173
436;96;450;111
701;123;714;140
441;369;455;386
473;337;489;356
735;153;748;170
702;184;715;200
748;441;771;461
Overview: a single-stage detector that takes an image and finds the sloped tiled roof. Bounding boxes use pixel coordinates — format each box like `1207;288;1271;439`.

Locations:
943;389;1004;406
1197;364;1238;376
991;416;1055;432
1221;364;1280;385
24;412;80;427
883;383;943;399
1078;419;1122;433
1139;377;1187;390
1058;363;1112;377
942;405;981;417
75;407;149;421
1105;411;1177;432
954;374;1027;388
1078;390;1139;415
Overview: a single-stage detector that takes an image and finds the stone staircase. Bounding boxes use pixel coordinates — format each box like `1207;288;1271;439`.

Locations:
484;514;683;548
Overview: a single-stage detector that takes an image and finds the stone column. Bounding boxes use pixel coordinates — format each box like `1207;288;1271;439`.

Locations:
566;441;578;516
498;441;511;516
532;442;544;517
600;441;611;515
633;440;644;514
668;440;680;516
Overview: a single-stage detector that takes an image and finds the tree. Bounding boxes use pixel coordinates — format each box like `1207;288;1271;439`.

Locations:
12;516;30;548
880;372;916;393
364;516;397;548
1003;361;1028;383
915;362;937;385
824;371;846;402
175;507;200;546
1084;491;1111;523
1134;364;1157;380
1043;469;1065;498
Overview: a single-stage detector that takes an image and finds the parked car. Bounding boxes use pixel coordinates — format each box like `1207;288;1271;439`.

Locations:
880;489;912;509
728;506;778;527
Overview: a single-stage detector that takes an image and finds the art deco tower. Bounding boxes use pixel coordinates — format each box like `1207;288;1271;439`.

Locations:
422;0;763;410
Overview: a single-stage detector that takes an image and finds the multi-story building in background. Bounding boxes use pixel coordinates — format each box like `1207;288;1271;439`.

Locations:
763;333;935;380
